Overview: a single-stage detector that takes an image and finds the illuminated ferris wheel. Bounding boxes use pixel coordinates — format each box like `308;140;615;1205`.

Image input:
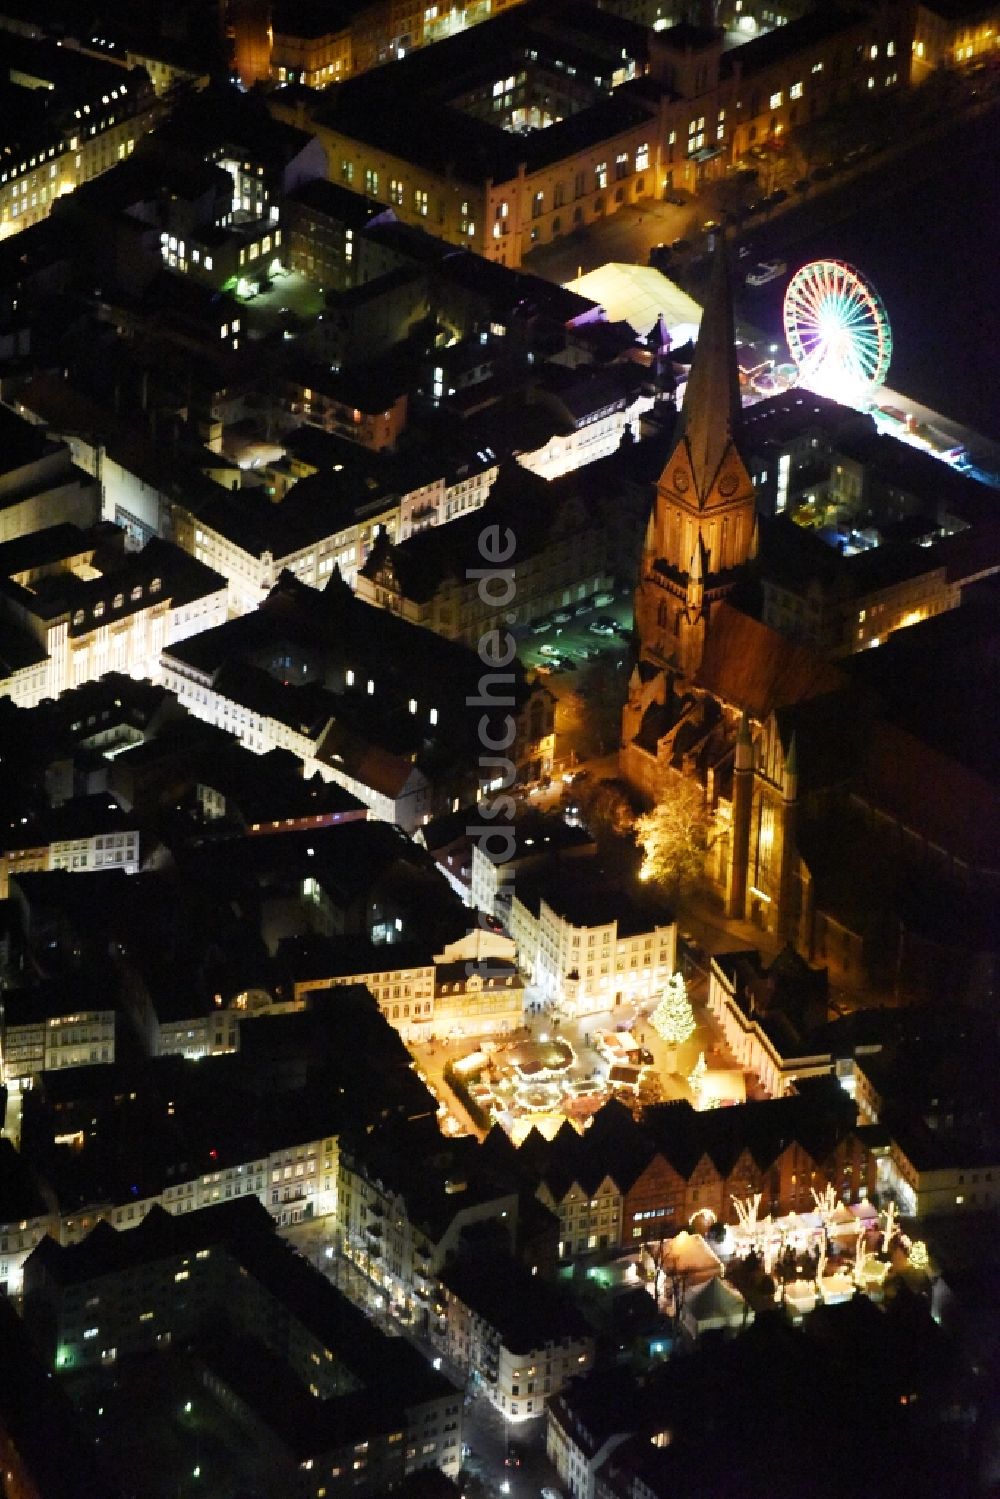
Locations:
783;259;892;401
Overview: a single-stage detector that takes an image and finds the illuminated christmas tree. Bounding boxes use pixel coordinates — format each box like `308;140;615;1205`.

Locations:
687;1051;708;1106
650;973;695;1047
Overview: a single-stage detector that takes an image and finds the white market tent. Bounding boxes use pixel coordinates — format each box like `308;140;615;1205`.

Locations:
828;1202;863;1238
683;1275;750;1337
564;262;703;343
664;1231;723;1283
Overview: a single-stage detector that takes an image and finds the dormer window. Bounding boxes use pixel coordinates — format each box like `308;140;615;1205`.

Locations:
150;578;162;594
73;609;84;626
113;593;124;610
94;601;105;619
130;585;142;602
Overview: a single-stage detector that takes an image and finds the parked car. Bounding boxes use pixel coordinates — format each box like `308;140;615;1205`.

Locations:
593;590;615;606
793;177;810;193
649;242;672;271
559;656;578;671
665;191;686;205
768;188;788;204
589;620;616;637
530;619;552;634
670;236;692;253
552;609;573;623
573;601;592;616
540;643;560;655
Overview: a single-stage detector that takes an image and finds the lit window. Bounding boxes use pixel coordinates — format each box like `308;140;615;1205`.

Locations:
769;91;782;109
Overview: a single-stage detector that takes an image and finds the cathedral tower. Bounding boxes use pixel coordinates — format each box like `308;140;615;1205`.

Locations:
635;238;757;677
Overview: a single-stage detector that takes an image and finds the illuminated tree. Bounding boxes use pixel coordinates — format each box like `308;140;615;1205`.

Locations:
908;1240;929;1271
687;1051;708;1106
635;775;716;896
650;973;695;1049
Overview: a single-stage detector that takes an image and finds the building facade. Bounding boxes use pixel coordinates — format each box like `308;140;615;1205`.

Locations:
271;5;910;269
509;883;676;1019
0;41;156;242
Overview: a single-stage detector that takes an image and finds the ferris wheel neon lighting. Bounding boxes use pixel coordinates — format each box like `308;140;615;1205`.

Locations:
783;260;892;402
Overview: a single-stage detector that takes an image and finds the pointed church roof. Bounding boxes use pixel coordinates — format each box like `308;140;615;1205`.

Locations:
677;237;742;502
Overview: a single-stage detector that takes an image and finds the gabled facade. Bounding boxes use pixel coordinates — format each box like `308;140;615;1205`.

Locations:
537;1171;624;1261
620;1150;688;1246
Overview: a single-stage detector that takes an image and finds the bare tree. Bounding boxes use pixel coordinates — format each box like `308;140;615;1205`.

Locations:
644;1238;693;1336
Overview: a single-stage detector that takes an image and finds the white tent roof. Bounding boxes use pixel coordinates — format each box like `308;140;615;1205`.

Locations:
686;1275;747;1327
828;1203;862;1233
666;1231;723;1277
564;262;703;340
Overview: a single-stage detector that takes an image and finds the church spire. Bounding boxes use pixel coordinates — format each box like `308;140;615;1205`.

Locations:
677;235;742;503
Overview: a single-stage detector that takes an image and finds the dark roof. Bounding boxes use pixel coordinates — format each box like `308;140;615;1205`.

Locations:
339;1116;518;1244
441;1249;590;1353
720;7;864;79
2;964;124;1026
695;602;848;719
857;719;1000;870
0;1137;49;1223
286;176;388;229
844;588;1000;782
310;6;656;187
629;1078;858;1180
519;870;673;936
25;1197;273;1287
2;793;137;853
0;400;63;473
280;934;435;984
772;688;868;793
0;1298;119;1499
